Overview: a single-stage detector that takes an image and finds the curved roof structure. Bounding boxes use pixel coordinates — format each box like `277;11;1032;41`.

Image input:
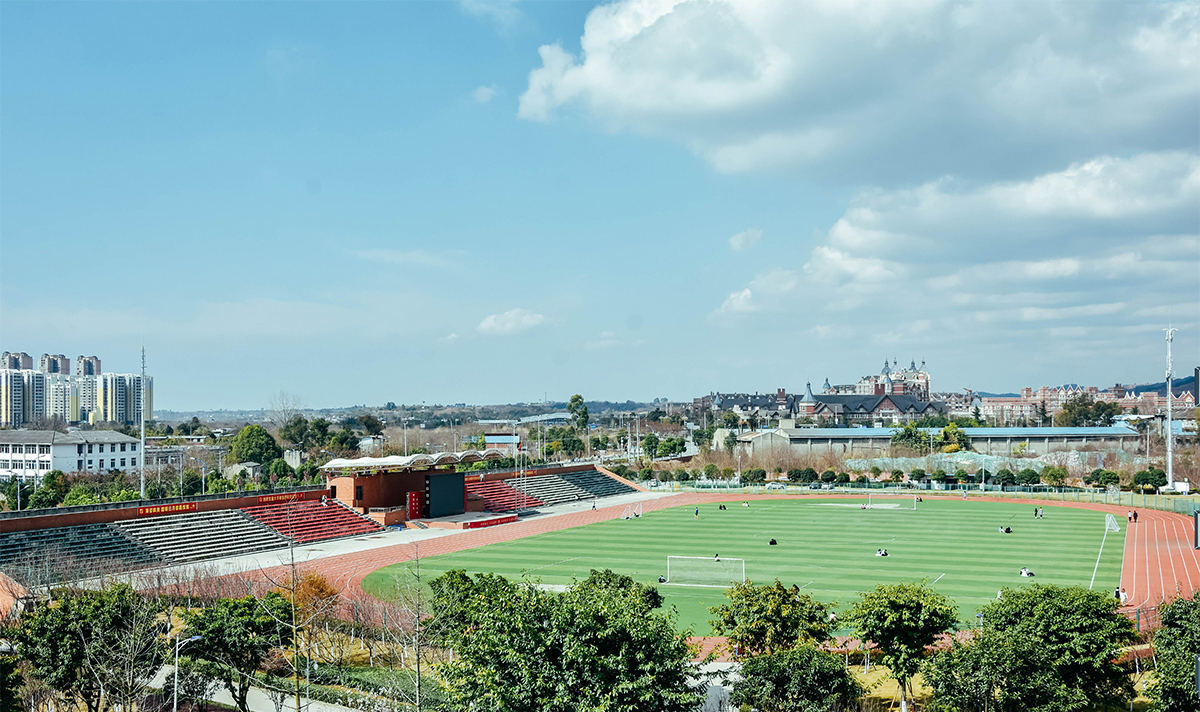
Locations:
321;448;506;474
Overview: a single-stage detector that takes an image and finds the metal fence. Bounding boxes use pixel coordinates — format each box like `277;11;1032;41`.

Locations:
648;480;1200;517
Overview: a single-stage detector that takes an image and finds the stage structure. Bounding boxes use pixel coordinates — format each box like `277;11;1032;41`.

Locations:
321;450;506;521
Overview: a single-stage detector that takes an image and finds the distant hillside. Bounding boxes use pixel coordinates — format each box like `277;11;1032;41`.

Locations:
1119;375;1196;397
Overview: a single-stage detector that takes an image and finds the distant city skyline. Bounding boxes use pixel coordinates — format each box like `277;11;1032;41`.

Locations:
2;1;1196;410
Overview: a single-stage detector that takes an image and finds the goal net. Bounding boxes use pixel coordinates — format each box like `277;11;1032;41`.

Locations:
867;493;917;510
621;503;643;519
665;556;746;587
1105;514;1121;532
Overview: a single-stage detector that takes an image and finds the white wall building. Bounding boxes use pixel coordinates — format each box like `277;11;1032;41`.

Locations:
0;430;142;481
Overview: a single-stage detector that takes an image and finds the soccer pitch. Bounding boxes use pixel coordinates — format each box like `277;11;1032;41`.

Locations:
361;497;1127;634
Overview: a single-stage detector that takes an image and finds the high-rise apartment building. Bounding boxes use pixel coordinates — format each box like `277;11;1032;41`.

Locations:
0;370;24;428
0;363;151;427
38;354;70;374
2;352;33;370
75;355;101;376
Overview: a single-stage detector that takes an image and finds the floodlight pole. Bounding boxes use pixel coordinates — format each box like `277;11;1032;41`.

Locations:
1165;328;1177;491
140;347;146;500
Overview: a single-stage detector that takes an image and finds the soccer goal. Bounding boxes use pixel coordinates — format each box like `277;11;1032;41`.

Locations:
665;556;746;587
621;503;643;519
867;493;917;510
1105;514;1121;532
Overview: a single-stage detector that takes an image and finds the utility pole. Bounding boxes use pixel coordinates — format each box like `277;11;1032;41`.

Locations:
140;347;147;500
1165;327;1178;491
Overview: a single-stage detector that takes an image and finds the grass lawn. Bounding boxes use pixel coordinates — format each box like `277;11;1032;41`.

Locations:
361;497;1126;634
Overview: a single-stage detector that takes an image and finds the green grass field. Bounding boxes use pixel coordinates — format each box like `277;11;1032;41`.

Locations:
361;497;1126;634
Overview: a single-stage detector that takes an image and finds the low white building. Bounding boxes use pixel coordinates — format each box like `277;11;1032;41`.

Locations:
0;430;143;481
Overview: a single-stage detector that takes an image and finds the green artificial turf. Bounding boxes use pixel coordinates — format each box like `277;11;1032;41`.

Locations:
361;497;1126;635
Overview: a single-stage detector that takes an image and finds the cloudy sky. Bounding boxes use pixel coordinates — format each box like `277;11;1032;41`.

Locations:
2;0;1197;410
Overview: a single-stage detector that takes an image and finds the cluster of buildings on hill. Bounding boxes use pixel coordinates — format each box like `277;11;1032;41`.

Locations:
1;351;153;428
691;359;1196;428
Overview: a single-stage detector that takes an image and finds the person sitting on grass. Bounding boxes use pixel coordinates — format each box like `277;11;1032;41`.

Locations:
768;538;778;545
1020;567;1034;577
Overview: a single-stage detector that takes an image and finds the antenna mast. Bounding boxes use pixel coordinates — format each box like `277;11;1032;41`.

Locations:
1164;327;1178;492
140;347;147;500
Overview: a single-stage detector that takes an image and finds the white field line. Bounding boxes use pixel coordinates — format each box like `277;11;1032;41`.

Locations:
798;580;815;590
933;573;947;584
1090;527;1110;590
526;556;580;573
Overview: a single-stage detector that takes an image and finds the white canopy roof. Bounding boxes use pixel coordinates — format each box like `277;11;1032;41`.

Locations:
321;448;506;474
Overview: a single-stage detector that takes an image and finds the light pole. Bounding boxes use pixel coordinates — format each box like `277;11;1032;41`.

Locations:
1164;327;1178;491
174;634;202;712
189;457;207;495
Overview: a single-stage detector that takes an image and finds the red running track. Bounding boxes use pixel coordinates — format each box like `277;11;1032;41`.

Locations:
208;493;1200;614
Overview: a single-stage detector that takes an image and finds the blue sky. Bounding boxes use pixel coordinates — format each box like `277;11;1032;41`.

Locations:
2;0;1197;410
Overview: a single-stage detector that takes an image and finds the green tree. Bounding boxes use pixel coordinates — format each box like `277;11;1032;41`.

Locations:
642;433;660;459
731;646;864;712
1147;595;1200;711
723;432;737;453
181;592;295;712
1016;468;1040;486
357;414;384;436
1134;467;1167;492
230;424;283;465
891;422;932;454
845;581;958;712
62;485;99;507
722;411;739;429
433;569;703;711
995;468;1016;486
308;418;331;446
327;428;359;453
743;468;767;483
925;628;1083;711
267;458;294;478
0;654;19;712
15;584;167;712
704;463;719;479
1040;465;1068;487
980;584;1135;707
709;580;831;656
1055;393;1123;427
278;415;309;445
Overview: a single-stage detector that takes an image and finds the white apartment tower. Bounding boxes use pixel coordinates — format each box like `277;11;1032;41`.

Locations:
75;355;101;376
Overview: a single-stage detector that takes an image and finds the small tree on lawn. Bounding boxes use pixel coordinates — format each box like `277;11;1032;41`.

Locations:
732;646;863;712
845;581;958;712
710;579;831;657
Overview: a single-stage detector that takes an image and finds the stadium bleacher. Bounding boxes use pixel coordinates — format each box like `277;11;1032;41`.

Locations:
114;510;291;565
561;470;636;498
466;480;546;512
242;499;384;543
0;522;160;584
507;474;594;506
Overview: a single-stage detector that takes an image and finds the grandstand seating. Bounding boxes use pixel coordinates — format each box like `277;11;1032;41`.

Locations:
561;470;636;498
507;474;594;506
466;480;546;512
114;510;290;565
242;500;384;543
0;522;160;583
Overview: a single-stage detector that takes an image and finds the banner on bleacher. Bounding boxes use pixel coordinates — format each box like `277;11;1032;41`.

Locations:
137;502;197;517
257;492;303;505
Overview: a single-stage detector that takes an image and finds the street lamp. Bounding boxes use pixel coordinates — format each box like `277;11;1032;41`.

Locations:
174;634;202;712
188;457;207;495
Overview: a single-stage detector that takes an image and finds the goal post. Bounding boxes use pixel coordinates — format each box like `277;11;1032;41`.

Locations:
665;556;746;587
1105;513;1121;533
867;493;917;510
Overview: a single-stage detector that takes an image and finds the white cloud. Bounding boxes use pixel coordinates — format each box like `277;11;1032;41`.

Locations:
715;268;799;316
729;228;761;251
477;308;545;335
519;1;1198;180
351;249;465;268
440;333;460;343
585;331;621;349
711;149;1200;353
472;85;498;103
459;0;520;30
